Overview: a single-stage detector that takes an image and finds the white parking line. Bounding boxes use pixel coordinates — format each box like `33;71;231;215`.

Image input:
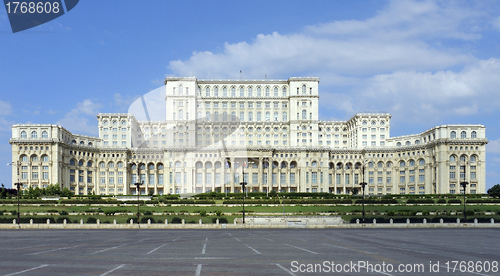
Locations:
100;264;126;276
202;244;206;254
91;244;126;255
234;237;241;242
195;264;202;276
322;243;373;255
146;244;166;255
172;237;180;241
263;238;274;242
244;244;261;255
205;237;208;241
4;264;48;276
275;263;297;276
284;244;318;254
26;245;80;255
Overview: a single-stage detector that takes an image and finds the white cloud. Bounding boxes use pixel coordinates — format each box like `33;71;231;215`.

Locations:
487;139;500;154
357;58;500;123
492;16;500;30
57;100;102;136
0;101;12;115
168;0;483;81
114;93;138;112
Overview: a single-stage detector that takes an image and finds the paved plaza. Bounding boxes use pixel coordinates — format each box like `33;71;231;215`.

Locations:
0;229;499;275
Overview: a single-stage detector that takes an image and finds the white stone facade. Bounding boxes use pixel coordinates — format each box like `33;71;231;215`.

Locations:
9;77;487;195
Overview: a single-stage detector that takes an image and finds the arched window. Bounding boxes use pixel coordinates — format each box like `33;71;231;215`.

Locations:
175;161;181;168
409;160;415;166
346;163;352;169
239;112;244;122
248;112;253;122
240;87;244;97
415;140;420;144
460;155;467;162
31;131;37;138
302;85;306;95
419;159;425;166
281;161;287;168
196;162;203;169
205;162;212;169
265;87;270;97
257;112;262;121
274;87;278;97
377;162;383;168
274;112;278;121
21;155;28;162
109;162;114;168
282;112;287;121
205;87;210;97
79;160;84;166
206;112;210;122
231;87;236;97
222;112;228;122
368;162;374;168
257;87;261;97
265;112;270;121
214;87;220;97
461;131;467;139
386;162;392;168
214;112;219;121
396;142;402;147
70;159;76;166
470;155;477;163
406;141;411;146
42;155;49;162
158;163;164;169
290;161;297;168
231;112;236;121
312;161;317;167
471;131;477;138
282;87;287;97
450;131;456;138
148;164;155;170
87;161;92;167
450;155;456;162
302;110;307;119
42;131;48;138
80;141;84;145
248;87;253;97
117;162;123;168
140;164;146;170
399;161;405;167
179;85;183;94
20;131;27;138
215;161;221;168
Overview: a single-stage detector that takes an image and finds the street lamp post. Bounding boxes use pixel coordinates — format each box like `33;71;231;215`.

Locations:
239;161;253;224
359;160;368;224
129;162;143;224
7;162;21;225
461;161;469;223
283;195;285;218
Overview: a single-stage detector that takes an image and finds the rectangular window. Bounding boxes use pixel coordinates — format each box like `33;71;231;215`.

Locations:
409;175;415;183
252;173;258;184
369;177;374;184
400;176;405;183
215;173;221;184
100;177;105;184
336;174;341;185
272;173;276;184
345;174;350;185
290;173;295;184
354;174;359;184
158;174;164;184
224;173;230;184
109;177;114;184
419;175;425;182
196;173;202;184
149;174;154;185
312;172;317;184
32;172;38;179
175;172;181;184
470;172;476;179
262;173;267;184
118;177;123;184
42;172;49;180
280;173;286;184
450;171;456;179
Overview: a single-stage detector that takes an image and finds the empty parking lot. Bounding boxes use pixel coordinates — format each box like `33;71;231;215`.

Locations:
0;229;499;275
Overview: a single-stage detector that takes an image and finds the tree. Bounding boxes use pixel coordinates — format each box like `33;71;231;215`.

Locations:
487;184;500;198
351;188;359;195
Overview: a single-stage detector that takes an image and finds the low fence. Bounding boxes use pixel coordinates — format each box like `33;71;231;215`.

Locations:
0;217;499;229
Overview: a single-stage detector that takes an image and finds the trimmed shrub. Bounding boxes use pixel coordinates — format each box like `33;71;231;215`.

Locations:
59;210;68;216
171;217;182;224
86;217;97;224
212;217;228;223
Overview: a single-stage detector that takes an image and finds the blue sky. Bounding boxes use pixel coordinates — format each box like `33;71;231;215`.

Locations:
1;0;500;190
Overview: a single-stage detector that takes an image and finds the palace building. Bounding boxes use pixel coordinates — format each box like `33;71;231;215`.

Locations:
9;77;487;195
